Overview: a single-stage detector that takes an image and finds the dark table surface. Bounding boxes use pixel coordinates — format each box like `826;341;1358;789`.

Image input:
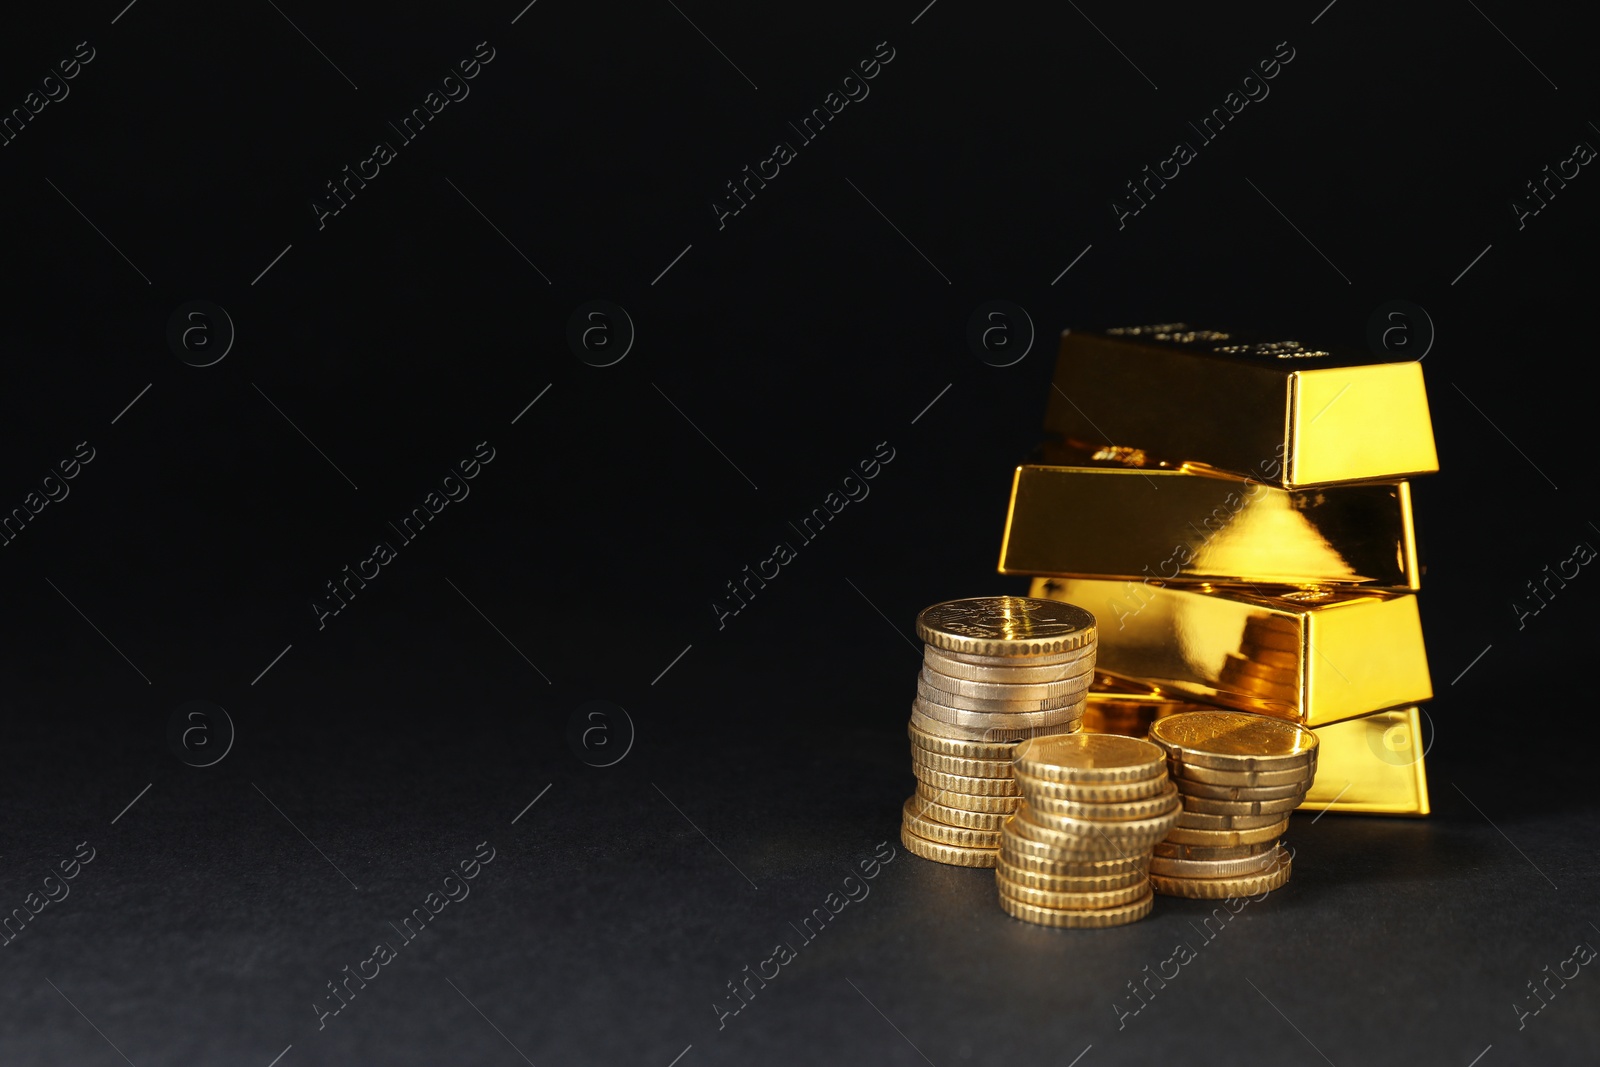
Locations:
3;0;1598;1062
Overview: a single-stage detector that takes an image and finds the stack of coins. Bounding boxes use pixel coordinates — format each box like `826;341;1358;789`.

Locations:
901;596;1097;869
997;734;1181;927
1145;711;1318;898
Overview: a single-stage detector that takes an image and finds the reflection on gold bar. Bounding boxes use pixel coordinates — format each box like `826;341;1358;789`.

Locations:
1043;325;1439;488
1030;577;1432;726
999;461;1419;589
1299;707;1431;816
1080;674;1215;737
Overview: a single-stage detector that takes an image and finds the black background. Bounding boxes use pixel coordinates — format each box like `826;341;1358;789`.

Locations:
1;1;1596;1064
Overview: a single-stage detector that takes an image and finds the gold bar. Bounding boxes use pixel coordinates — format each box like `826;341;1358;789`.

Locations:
1080;675;1214;737
1029;577;1432;726
1043;325;1439;488
1299;707;1431;816
999;460;1419;589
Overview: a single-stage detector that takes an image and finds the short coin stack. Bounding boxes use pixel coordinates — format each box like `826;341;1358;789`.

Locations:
998;734;1181;927
902;596;1097;869
1146;711;1318;898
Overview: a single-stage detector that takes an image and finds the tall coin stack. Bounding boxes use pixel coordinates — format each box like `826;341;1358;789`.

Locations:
998;734;1181;928
1145;711;1318;898
901;596;1097;869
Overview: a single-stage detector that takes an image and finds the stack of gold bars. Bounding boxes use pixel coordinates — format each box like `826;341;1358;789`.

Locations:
1146;710;1317;898
1003;324;1437;827
998;734;1180;927
901;597;1097;868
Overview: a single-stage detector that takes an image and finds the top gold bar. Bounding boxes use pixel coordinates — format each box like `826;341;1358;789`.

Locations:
1043;324;1439;488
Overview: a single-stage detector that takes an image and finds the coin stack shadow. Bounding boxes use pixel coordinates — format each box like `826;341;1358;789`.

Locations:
1146;711;1318;898
998;735;1181;928
902;618;1097;869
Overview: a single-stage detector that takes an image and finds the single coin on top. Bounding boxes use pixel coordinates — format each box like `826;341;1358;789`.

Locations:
1148;710;1318;772
1013;733;1167;784
916;596;1096;658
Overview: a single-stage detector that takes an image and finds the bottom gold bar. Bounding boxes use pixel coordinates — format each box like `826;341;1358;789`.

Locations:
1298;707;1431;816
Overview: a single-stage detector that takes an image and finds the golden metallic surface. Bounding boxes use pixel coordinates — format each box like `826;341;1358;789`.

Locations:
1179;793;1303;816
916;677;1082;714
998;888;1154;928
919;665;1093;703
1012;734;1167;783
1149;846;1286;879
1149;854;1292;898
999;461;1420;589
1172;809;1291;831
1034;579;1433;727
1172;761;1314;788
1027;781;1180;821
908;798;1009;830
907;721;1022;760
996;872;1149;909
933;645;1097;668
1007;802;1181;849
899;825;999;867
925;646;1096;683
1298;706;1432;816
1174;778;1310;802
1151;711;1318;768
997;858;1147;890
917;783;1021;813
1152;838;1278;861
916;596;1097;656
901;798;1006;848
999;841;1149;876
1014;771;1170;803
909;708;1080;743
911;764;1022;796
1042;326;1439;488
909;746;1013;779
912;695;1085;732
1163;819;1289;846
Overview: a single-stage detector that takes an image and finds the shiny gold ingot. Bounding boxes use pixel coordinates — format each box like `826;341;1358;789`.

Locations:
1032;579;1433;726
1297;707;1432;816
999;461;1420;589
1043;325;1438;488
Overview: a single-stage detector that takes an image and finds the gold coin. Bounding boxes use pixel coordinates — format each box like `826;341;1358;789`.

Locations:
919;666;1094;703
1152;838;1278;861
909;709;1079;744
924;646;1097;683
1175;778;1309;802
916;678;1081;714
999;836;1149;874
912;764;1021;796
997;872;1149;909
1149;711;1318;771
916;596;1097;657
900;825;998;868
1149;846;1286;879
909;745;1014;778
1172;761;1315;788
1162;819;1289;846
997;889;1153;928
1013;733;1166;784
1006;805;1179;855
907;797;1008;830
1179;793;1302;816
1173;809;1289;831
1149;854;1292;898
912;696;1086;731
1027;781;1180;821
902;799;1005;848
1014;771;1169;803
907;720;1023;759
917;782;1021;813
996;858;1147;890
